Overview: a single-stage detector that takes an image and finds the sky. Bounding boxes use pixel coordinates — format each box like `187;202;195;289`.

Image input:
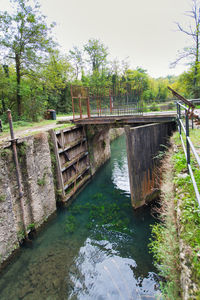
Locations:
0;0;195;78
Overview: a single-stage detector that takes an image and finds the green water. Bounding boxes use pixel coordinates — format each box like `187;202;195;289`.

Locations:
0;135;160;300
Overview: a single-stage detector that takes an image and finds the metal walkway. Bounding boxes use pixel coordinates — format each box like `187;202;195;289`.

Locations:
72;113;176;126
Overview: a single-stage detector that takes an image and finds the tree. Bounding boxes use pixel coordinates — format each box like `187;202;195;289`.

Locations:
84;38;108;73
0;0;55;117
40;51;73;112
69;46;83;80
172;0;200;97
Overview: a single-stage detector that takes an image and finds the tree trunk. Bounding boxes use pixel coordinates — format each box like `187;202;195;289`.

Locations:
1;92;6;113
15;53;22;117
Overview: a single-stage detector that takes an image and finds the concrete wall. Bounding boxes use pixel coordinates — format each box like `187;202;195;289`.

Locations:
86;126;124;175
125;122;174;208
86;125;111;175
109;128;124;142
0;132;56;266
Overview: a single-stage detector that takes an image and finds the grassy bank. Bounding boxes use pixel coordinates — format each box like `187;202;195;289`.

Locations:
149;129;200;299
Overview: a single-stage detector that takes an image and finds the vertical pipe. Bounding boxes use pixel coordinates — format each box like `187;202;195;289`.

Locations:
99;95;102;116
86;87;90;118
70;85;75;121
185;110;190;171
109;89;112;114
87;97;91;118
7;110;27;236
179;103;181;135
79;97;82;119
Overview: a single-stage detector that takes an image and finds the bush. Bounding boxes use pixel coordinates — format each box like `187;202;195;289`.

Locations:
150;102;159;111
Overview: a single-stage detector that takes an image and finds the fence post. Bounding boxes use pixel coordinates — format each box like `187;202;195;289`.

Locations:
178;102;181;135
191;100;194;129
185;110;190;172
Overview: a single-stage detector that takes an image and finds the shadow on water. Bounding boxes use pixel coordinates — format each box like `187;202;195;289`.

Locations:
0;134;161;300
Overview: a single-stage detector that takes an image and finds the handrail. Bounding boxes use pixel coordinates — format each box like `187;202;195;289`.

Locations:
176;99;200;207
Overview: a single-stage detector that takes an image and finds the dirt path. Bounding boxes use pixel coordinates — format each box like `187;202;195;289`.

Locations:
0;116;73;146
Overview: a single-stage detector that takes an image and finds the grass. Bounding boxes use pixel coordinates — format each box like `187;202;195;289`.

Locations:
57;113;73;117
0;118;73;140
0;119;55;133
150;128;200;299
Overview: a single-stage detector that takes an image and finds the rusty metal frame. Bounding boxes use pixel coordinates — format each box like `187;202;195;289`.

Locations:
70;85;90;120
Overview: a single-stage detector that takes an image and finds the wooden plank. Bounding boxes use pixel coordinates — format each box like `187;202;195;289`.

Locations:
58;138;86;154
49;129;65;198
55;125;80;135
82;125;92;177
168;86;195;109
60;130;65;149
63;174;91;203
63;150;71;162
64;166;90;190
61;151;88;173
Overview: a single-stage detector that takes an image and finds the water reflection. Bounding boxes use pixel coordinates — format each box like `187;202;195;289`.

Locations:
69;238;160;300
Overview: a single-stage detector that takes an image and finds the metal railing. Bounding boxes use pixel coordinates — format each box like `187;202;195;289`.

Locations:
177;101;200;207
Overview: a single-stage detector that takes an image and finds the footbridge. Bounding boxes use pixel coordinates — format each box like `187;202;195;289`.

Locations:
70;85;176;126
70;86;177;208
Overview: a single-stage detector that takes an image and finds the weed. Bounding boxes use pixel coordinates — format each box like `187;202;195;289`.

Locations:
0;148;12;159
27;223;35;231
17;230;25;241
0;194;6;202
37;172;47;186
65;215;76;233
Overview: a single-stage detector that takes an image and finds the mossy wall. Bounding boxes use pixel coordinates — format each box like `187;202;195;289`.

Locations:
0;133;56;267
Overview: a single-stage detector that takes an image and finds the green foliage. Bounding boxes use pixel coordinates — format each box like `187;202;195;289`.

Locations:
0;148;12;159
149;102;159;111
18;142;27;158
37;172;47;186
0;194;6;202
0;0;56;118
17;230;25;241
65;192;133;239
150;129;200;298
65;215;76;233
84;38;108;73
27;223;35;231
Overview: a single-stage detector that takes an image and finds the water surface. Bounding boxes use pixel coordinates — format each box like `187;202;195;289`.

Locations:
0;135;160;300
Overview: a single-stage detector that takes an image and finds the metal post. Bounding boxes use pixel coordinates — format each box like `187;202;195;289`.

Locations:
70;85;75;121
79;97;82;119
109;90;112;114
87;97;91;118
178;103;181;135
7;109;27;236
185;110;190;171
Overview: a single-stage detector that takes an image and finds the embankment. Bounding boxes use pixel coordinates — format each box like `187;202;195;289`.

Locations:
150;131;200;299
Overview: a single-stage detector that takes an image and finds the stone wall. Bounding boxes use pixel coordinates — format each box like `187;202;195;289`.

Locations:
0;132;56;266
